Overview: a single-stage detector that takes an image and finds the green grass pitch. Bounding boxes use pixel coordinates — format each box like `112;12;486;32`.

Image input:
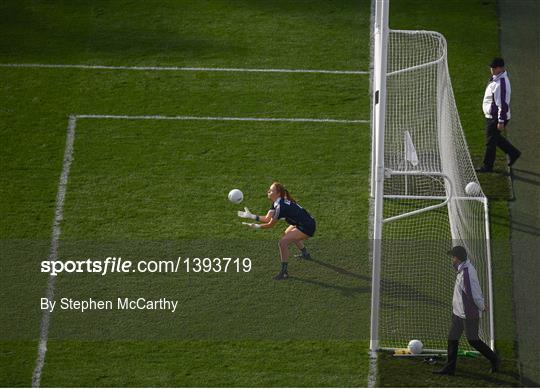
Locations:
0;0;519;386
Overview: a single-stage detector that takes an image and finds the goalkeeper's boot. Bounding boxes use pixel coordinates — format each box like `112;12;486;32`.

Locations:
294;252;312;260
294;248;312;260
273;271;289;280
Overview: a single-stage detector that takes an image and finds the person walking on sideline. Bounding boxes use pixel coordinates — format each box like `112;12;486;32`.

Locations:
476;57;521;173
433;246;500;376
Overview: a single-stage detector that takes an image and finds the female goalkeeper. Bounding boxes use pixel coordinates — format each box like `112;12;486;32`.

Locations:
238;182;316;280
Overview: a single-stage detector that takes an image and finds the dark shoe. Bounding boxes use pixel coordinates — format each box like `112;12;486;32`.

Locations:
508;151;521;167
294;253;312;260
475;166;493;173
433;367;455;376
273;271;289;280
490;358;501;373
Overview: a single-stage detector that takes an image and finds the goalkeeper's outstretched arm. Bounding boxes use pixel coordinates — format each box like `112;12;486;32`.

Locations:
238;208;277;229
257;210;275;224
255;210;278;229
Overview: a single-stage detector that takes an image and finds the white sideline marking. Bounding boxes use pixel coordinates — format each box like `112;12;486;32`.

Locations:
31;111;367;385
367;351;378;388
0;63;369;75
32;116;77;388
75;114;368;124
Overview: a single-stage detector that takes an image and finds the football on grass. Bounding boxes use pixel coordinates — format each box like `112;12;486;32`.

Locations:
228;189;243;204
408;339;423;355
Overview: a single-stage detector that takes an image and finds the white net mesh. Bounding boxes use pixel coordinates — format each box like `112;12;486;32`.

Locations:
377;30;492;351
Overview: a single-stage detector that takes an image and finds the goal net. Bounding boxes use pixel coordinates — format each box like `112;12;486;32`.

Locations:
371;28;494;352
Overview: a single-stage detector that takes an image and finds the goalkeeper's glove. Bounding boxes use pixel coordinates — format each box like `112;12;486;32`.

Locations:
237;207;257;220
242;222;261;229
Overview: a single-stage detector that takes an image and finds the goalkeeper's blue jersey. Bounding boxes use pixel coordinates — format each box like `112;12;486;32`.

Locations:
269;197;316;236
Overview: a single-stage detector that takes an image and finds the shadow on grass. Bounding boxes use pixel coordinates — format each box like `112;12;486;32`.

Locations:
490;212;540;236
377;351;520;387
510;171;540;187
456;364;521;387
0;3;247;62
511;167;540;178
299;258;446;308
289;275;370;297
310;258;370;281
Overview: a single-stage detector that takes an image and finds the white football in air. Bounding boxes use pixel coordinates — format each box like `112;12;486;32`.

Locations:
408;339;423;355
465;182;481;196
228;189;243;204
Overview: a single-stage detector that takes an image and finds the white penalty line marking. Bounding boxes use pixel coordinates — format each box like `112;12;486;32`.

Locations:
0;63;369;75
31;111;366;385
32;116;77;388
75;114;368;124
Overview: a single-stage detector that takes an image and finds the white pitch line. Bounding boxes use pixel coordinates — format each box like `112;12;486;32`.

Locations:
0;63;369;75
32;116;77;388
367;351;378;388
75;114;369;124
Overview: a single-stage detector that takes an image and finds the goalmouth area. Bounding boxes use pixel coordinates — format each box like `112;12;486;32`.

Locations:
0;0;525;387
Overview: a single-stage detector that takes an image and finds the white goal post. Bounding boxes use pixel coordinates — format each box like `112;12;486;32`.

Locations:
370;0;494;352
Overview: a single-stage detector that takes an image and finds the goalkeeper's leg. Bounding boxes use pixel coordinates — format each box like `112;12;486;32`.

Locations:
274;228;311;280
284;226;312;260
